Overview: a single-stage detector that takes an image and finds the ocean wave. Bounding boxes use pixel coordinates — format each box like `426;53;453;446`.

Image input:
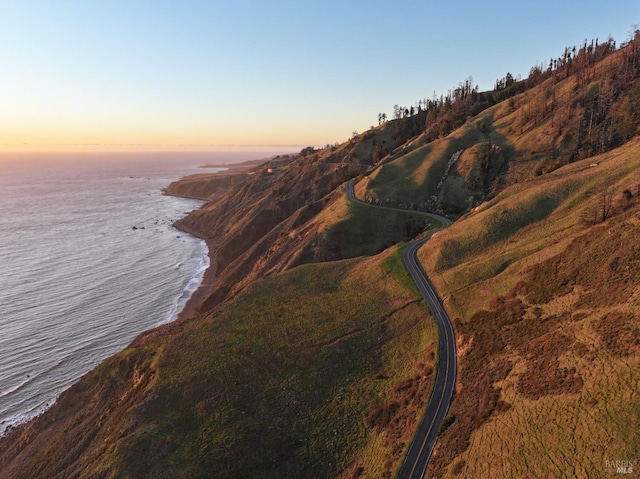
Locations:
159;240;210;325
0;398;57;438
0;376;33;400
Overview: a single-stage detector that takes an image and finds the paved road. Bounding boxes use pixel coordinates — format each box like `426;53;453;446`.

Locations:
346;180;457;479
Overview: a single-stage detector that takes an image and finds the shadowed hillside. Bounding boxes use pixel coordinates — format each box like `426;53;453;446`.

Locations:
0;251;438;479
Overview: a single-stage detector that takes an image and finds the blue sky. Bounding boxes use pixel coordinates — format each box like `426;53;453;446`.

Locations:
0;0;638;152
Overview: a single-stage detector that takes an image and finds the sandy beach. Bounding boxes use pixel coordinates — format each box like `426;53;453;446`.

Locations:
174;223;217;321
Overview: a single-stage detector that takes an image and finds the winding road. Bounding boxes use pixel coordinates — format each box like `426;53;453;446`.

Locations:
345;180;457;479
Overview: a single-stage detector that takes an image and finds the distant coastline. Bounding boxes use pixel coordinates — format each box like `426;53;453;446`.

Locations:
198;154;294;173
198;157;266;171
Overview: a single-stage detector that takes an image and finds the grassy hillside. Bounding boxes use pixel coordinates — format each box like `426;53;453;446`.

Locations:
163;114;435;311
361;122;495;214
417;139;640;477
293;191;436;265
0;250;438;479
362;34;640;217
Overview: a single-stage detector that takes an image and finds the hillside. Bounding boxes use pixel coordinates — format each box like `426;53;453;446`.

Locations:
163;119;433;310
1;28;639;479
0;251;438;479
419;138;640;477
362;33;640;215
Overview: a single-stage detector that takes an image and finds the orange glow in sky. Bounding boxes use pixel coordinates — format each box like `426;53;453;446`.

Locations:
1;2;637;153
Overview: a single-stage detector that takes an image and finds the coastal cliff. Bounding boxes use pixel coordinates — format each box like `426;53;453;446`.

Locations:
163;123;422;311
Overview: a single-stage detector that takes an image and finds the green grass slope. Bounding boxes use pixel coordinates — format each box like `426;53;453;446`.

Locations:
293;190;436;265
0;250;438;479
363;123;492;213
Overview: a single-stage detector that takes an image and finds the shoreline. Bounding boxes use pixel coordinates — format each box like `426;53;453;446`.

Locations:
0;188;218;441
0;164;232;443
173;222;216;321
162;158;270;320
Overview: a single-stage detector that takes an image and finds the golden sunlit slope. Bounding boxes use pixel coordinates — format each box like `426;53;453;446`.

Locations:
417;138;640;477
362;35;640;217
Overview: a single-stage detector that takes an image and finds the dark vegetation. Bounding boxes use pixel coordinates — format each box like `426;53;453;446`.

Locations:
364;362;435;478
377;30;640;167
593;310;640;357
318;204;431;261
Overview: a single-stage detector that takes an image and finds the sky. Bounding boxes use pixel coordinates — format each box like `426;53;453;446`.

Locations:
0;1;638;152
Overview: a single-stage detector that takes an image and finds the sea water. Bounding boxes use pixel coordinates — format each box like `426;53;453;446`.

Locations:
0;151;272;437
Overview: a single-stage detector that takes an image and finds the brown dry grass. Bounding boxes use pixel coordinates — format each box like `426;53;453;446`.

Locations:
414;140;640;478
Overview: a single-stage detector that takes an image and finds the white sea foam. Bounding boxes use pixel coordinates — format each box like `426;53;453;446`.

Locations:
161;240;210;325
0;398;57;438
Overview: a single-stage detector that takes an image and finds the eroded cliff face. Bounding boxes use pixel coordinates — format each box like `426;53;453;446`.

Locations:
167;145;374;311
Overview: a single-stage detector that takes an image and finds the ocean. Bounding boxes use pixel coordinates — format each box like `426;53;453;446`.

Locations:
0;151;277;437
